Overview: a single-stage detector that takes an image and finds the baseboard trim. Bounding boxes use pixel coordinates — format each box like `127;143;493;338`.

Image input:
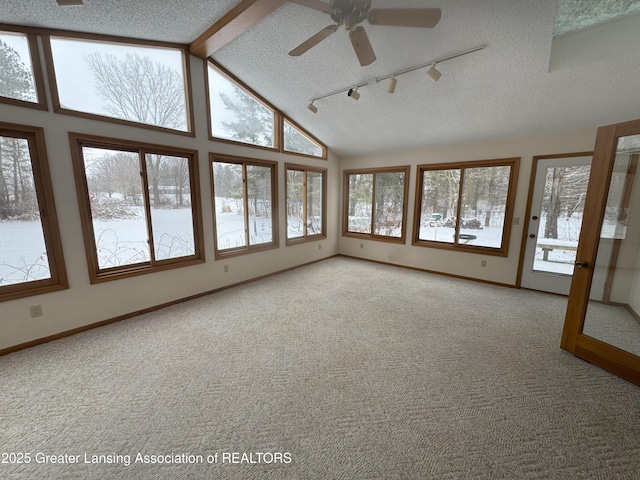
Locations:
338;254;515;289
0;255;339;357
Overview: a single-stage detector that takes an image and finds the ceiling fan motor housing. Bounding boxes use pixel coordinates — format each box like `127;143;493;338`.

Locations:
331;0;372;29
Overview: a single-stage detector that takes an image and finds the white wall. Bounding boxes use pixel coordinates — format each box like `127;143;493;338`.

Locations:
338;130;597;285
0;54;340;350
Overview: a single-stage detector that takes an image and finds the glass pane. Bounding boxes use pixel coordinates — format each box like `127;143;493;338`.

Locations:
208;65;275;148
534;164;590;274
373;172;405;237
283;120;323;157
459;166;511;248
418;169;459;243
346;174;373;234
583;134;640;357
0;32;38;103
213;162;246;250
287;169;304;239
145;154;195;260
0;136;50;285
50;37;188;131
246;164;273;246
82;147;149;269
307;171;323;236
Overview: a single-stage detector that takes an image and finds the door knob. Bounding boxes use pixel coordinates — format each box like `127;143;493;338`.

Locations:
529;234;535;238
575;261;589;268
532;216;538;220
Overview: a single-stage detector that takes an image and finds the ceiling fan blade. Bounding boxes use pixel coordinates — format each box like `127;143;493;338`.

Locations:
289;25;339;57
368;8;442;28
288;0;333;14
349;26;376;66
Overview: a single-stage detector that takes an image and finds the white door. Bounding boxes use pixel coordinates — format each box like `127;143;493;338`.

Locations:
520;154;592;295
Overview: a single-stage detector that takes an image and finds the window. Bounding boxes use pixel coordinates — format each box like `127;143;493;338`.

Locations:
413;158;519;255
343;166;410;243
69;134;204;282
286;164;327;244
283;118;326;159
0;122;67;302
0;29;46;109
46;35;192;134
207;62;276;149
211;154;278;258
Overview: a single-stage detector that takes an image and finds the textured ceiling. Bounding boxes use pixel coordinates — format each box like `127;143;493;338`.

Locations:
2;1;640;158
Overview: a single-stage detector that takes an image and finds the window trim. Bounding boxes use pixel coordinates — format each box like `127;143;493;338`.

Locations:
210;153;279;259
342;165;410;244
285;163;327;246
412;157;520;256
0;122;68;302
0;26;48;110
42;30;195;137
281;116;327;160
69;132;205;283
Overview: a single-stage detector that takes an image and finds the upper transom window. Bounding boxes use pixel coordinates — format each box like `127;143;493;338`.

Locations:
283;118;325;158
207;62;276;149
48;36;191;133
0;30;45;108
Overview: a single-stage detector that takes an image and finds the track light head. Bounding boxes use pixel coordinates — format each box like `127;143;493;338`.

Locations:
387;76;397;94
307;101;318;114
426;64;441;82
347;88;360;100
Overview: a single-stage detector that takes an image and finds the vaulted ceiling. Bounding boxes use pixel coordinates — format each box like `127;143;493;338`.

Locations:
3;0;640;157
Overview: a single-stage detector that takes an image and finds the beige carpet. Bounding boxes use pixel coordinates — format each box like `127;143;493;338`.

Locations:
1;256;639;479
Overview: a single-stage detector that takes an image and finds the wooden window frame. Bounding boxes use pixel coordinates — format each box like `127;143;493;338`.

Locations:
0;25;47;110
282;117;327;160
412;157;520;256
69;133;205;284
342;166;410;244
0;122;68;302
42;30;195;137
210;153;279;259
206;60;327;159
285;163;327;245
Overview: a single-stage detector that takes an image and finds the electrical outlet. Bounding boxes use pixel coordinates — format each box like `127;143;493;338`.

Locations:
318;244;322;250
30;305;43;318
513;217;520;225
481;260;487;267
360;243;364;249
223;265;229;273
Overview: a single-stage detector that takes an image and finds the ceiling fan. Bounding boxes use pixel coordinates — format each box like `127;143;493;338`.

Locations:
288;0;441;66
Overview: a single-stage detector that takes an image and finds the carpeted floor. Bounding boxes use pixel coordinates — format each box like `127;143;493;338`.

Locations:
1;256;639;479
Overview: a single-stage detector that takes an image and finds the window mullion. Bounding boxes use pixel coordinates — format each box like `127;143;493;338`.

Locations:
454;168;465;246
139;150;156;264
370;173;377;235
303;171;308;238
242;162;250;248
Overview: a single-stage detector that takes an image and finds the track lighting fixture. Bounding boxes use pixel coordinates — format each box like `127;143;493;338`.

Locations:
387;76;397;94
307;45;485;111
426;64;441;82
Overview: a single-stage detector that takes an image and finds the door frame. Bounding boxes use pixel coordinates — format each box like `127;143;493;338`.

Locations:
516;152;593;291
560;119;640;386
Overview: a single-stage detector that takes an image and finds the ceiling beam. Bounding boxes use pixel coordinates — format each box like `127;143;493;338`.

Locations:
190;0;288;59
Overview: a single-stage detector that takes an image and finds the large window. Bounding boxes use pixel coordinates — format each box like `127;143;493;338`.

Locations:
69;134;204;282
207;62;276;149
0;29;46;109
286;164;326;244
211;154;278;258
0;122;67;302
413;158;519;255
343;166;410;243
46;35;192;134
